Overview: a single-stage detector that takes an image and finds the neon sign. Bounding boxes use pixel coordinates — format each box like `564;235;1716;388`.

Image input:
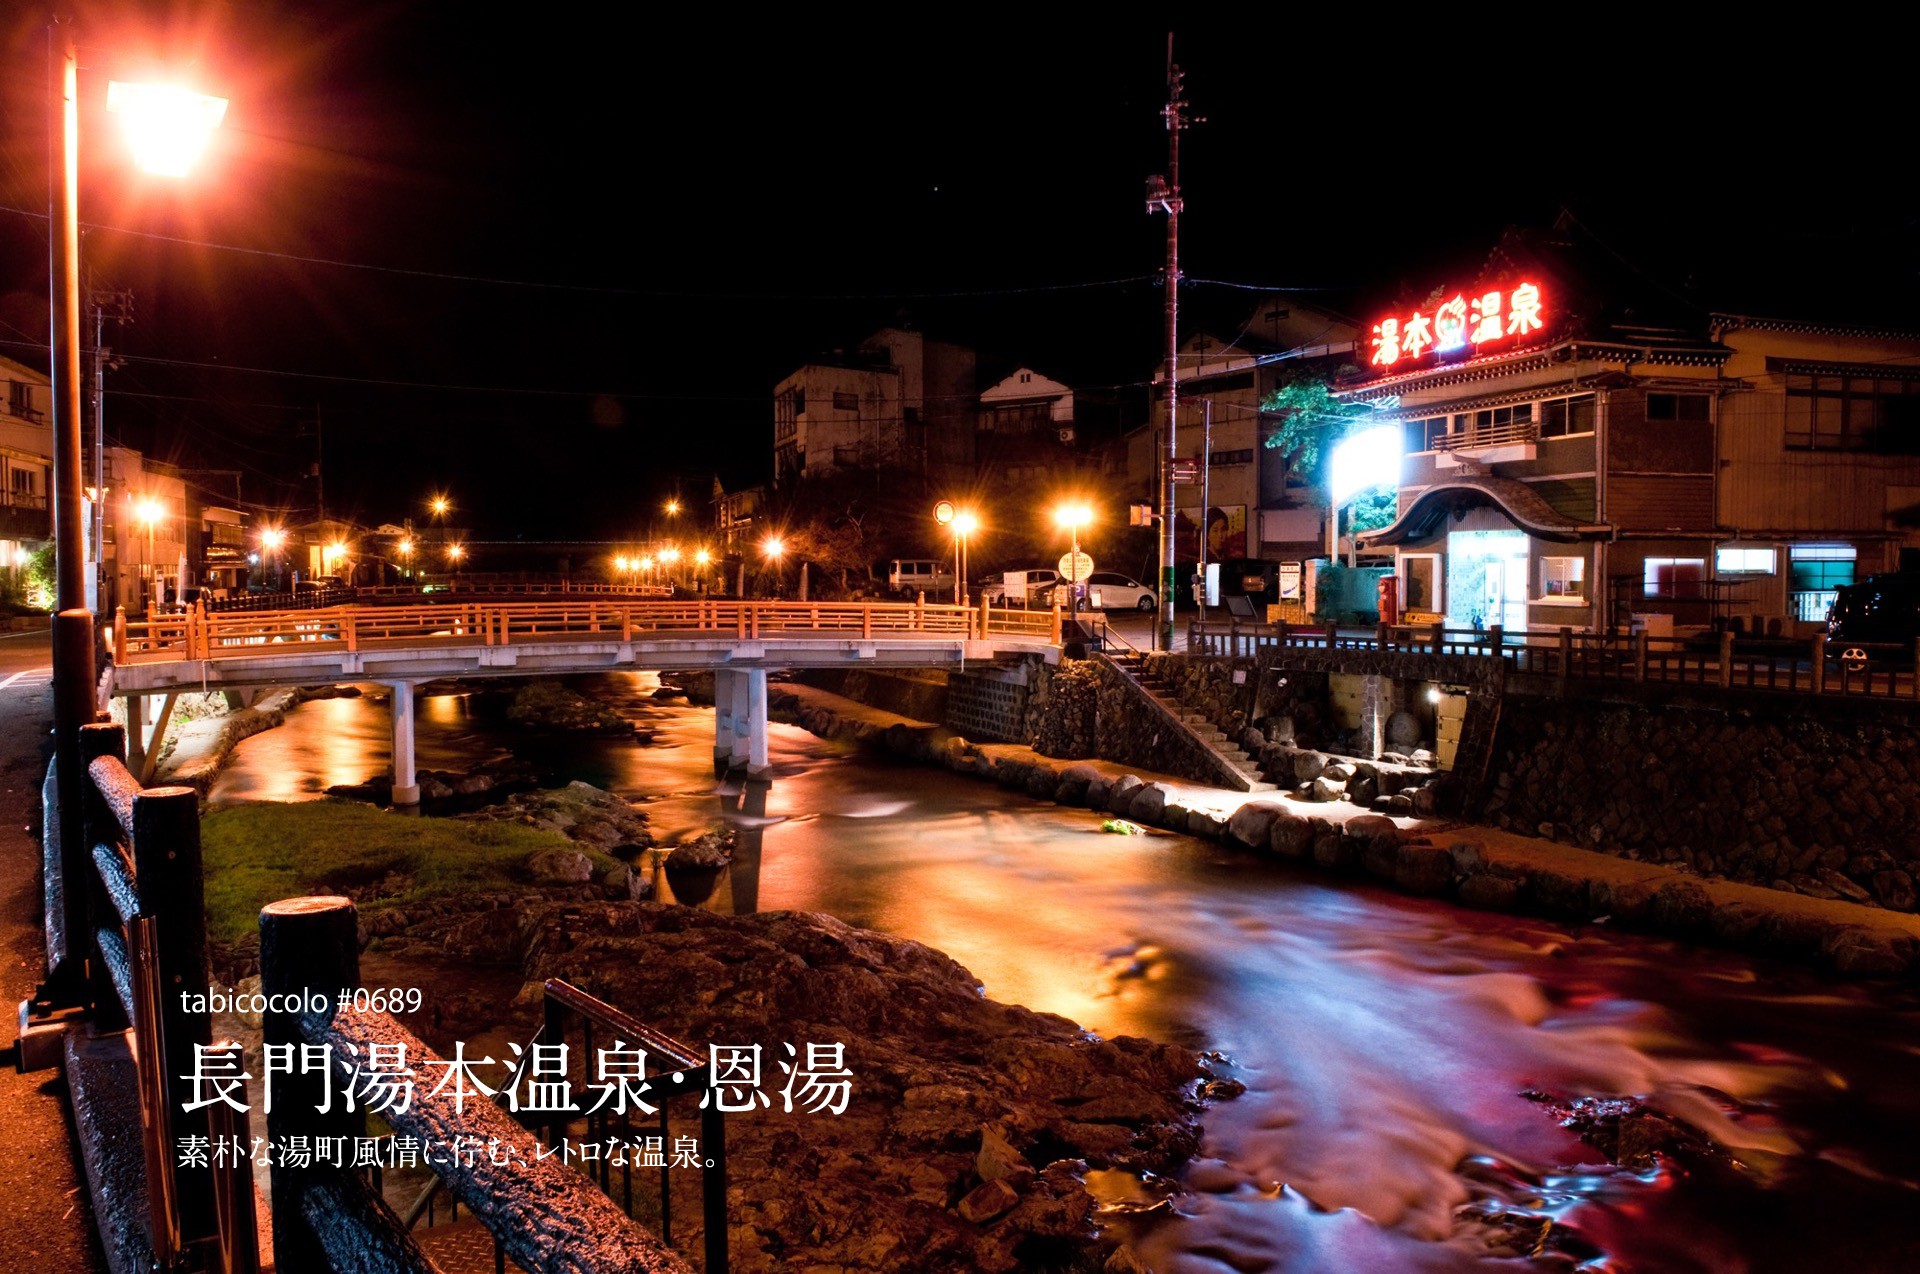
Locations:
1368;281;1545;370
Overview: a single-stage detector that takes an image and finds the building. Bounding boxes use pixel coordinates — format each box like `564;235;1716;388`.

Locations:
1136;294;1360;581
711;479;765;551
0;355;53;596
774;327;976;484
1348;221;1920;636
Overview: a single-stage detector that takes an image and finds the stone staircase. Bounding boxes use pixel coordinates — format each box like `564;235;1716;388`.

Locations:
1108;652;1278;793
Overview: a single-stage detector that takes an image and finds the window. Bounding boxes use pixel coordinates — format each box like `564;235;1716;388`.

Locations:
1789;543;1855;622
9;468;34;496
1403;417;1448;452
832;391;858;412
7;381;30;416
1401;554;1440;611
1785;375;1920;451
1716;546;1776;574
1643;557;1706;598
1540;556;1586;600
1538;394;1597;438
1210;448;1253;466
1647;393;1711;422
1470;403;1533;432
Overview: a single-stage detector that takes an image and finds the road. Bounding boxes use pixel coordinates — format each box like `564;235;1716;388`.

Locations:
0;627;106;1271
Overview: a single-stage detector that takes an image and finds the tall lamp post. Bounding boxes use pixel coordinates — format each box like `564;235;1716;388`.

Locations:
44;23;226;1002
761;535;785;599
951;510;978;605
1054;503;1093;629
259;525;286;593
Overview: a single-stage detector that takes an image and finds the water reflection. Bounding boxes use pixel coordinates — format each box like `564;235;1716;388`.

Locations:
209;674;1920;1272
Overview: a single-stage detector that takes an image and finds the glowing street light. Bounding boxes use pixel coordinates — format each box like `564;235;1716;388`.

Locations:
761;536;785;560
664;498;681;518
131;497;165;603
429;495;451;519
694;547;711;566
1053;502;1095;624
445;543;465;563
106;81;229;178
259;526;286;553
942;505;980;605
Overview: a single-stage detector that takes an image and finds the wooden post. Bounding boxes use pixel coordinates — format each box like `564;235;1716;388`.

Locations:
1429;619;1444;652
1558;626;1573;695
51;611;97;999
114;604;127;663
344;609;357;652
1718;629;1735;690
1634;632;1648;682
1488;624;1504;660
1324;621;1338;650
1811;634;1826;695
1374;622;1389;651
76;722;126;1019
622;608;633;642
1051;597;1063;646
915;592;925;630
862;605;873;640
260;897;362;1274
133;785;216;1245
978;592;990;640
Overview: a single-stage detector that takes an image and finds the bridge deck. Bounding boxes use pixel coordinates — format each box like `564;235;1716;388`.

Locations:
108;600;1060;694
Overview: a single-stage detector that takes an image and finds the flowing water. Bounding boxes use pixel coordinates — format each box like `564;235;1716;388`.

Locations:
210;676;1920;1273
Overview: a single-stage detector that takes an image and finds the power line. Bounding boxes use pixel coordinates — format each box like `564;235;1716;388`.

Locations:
0;203;1161;301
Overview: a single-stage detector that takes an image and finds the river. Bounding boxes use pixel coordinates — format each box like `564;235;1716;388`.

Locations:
209;675;1920;1273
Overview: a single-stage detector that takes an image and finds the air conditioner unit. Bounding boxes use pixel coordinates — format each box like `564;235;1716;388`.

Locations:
1057;427;1076;444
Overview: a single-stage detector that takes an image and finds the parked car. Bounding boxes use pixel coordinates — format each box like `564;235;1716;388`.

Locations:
979;568;1059;606
886;558;955;597
1086;571;1157;611
1826;573;1920;670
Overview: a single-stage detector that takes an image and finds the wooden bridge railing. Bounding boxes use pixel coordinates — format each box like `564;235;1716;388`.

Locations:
59;721;258;1272
1186;618;1920;702
112;597;1061;664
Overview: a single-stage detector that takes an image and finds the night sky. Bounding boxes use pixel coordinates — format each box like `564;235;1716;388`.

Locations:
0;8;1911;541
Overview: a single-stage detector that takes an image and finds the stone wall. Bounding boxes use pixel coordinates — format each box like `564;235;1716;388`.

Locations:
794;669;949;722
945;666;1031;744
1483;694;1920;912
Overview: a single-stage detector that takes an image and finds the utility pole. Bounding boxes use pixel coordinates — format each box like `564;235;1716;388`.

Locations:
1198;396;1212;614
1146;35;1194;652
313;405;326;523
90;287;132;613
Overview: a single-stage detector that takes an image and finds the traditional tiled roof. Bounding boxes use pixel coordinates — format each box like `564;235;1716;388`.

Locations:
1359;474;1608;547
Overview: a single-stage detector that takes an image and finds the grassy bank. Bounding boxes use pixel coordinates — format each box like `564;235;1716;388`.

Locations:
199;800;620;944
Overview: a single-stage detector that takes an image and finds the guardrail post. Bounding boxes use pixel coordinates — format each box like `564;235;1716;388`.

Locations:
1718;629;1735;690
1487;625;1504;662
1429;619;1443;652
977;592;989;640
260;897;362;1274
1634;633;1648;681
1324;621;1338;650
1374;622;1388;651
344;609;358;653
1558;626;1573;696
77;721;126;1022
51;609;97;999
114;604;127;664
1810;634;1826;695
622;608;633;642
915;592;925;629
133;784;217;1247
1051;598;1063;646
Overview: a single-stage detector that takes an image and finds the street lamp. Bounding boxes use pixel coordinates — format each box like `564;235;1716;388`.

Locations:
664;498;681;518
106;81;229;177
1054;503;1094;627
761;535;785;599
396;536;415;577
949;509;980;605
133;496;164;608
693;546;712;596
260;525;286;591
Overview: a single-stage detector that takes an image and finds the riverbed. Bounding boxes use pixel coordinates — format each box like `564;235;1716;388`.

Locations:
210;675;1920;1272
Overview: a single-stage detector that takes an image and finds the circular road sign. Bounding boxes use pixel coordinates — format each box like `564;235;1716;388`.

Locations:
1058;552;1094;582
934;500;956;525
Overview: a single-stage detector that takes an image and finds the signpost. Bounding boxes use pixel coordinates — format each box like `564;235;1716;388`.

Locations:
1057;551;1094;584
1170;457;1199;484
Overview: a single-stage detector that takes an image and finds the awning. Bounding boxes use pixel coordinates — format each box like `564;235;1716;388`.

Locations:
1359;475;1610;547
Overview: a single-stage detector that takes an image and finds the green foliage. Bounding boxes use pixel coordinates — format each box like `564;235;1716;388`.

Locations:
1260;376;1372;482
1347;486;1398;534
198;801;620;945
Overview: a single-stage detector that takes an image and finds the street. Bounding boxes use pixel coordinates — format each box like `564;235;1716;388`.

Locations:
0;628;104;1271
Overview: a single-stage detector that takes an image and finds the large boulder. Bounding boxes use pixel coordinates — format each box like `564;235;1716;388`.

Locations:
1226;801;1286;849
1268;810;1314;859
1056;764;1100;807
526;847;595;884
1106;774;1146;815
1395;842;1454;895
1128;783;1173;824
1292;751;1329;784
1348;816;1402;880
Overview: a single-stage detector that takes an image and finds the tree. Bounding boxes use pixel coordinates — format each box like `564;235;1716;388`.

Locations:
1261;375;1371;486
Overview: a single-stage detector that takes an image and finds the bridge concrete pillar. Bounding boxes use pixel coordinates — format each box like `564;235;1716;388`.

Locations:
389;681;419;806
713;668;736;777
729;667;753;772
747;668;770;777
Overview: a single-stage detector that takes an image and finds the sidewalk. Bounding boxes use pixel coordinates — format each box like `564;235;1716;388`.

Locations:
0;635;106;1270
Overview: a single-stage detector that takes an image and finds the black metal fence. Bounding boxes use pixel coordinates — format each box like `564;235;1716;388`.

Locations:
1186;618;1920;702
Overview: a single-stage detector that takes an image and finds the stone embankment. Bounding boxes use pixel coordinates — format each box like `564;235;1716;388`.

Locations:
515;902;1206;1274
677;675;1920;980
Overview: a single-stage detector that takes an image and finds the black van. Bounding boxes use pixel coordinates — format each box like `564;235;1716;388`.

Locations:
1826;573;1920;670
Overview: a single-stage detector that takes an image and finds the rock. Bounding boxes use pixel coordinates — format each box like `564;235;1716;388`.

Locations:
1590;877;1659;927
1311;823;1351;870
1872;869;1916;911
1086;776;1114;809
1386;711;1421;748
977;1126;1032;1183
1447;841;1486;873
1189;809;1230;840
526;848;595;884
1106;774;1146;814
1408;785;1437;817
1056;764;1100;806
1160;801;1191;831
668;832;731;869
1396;842;1454;895
1457;872;1524;911
1310;775;1346;803
1386;794;1413;814
1226;801;1285;848
1649;880;1712;934
421;779;455;801
957;1176;1020;1224
1268;810;1313;859
506;680;633;732
1346;815;1401;880
1817;868;1873;905
1105;1244;1153;1274
1240;727;1266;754
1348;774;1379;805
1129;783;1172;824
1026;767;1060;799
1293;751;1329;784
453;774;494;796
1821;926;1916;977
1531;869;1591;917
1324;762;1358;782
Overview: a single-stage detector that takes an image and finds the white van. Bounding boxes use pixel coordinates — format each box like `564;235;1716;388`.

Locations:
886;558;955;597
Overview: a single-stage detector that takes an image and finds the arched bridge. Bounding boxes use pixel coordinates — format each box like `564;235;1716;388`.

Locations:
107;599;1061;804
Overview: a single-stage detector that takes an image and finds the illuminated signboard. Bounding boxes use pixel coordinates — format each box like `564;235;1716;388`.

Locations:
1368;281;1545;370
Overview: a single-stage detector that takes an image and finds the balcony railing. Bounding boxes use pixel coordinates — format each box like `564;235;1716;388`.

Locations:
1432;420;1539;453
